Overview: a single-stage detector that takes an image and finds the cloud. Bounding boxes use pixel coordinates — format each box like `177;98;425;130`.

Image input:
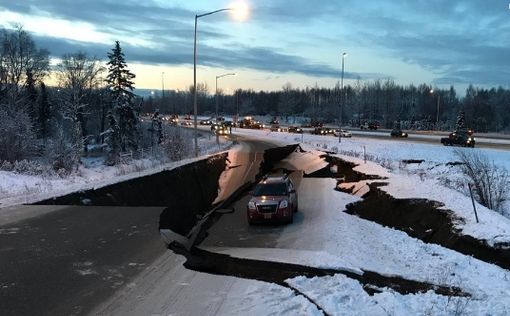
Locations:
33;34;381;80
3;0;508;86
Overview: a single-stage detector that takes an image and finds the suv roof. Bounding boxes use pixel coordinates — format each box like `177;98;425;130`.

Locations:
261;174;288;183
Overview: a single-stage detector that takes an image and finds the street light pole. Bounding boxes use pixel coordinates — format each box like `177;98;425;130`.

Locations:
436;94;441;130
193;9;232;157
215;73;236;121
161;72;165;113
339;52;347;143
430;89;441;130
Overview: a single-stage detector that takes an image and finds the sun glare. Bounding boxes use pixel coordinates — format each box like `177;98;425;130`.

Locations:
230;1;250;21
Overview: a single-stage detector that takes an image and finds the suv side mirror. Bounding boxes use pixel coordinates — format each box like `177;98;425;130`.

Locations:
289;189;296;194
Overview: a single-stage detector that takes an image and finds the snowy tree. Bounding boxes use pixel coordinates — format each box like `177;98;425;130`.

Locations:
105;41;139;152
0;106;36;161
38;82;51;141
162;126;192;161
49;122;81;175
149;110;163;146
25;69;38;122
0;26;47;161
56;52;104;158
103;111;120;166
456;110;466;130
106;41;136;106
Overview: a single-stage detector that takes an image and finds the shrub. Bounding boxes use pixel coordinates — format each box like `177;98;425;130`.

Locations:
162;126;193;161
47;131;81;176
0;107;36;161
454;149;509;213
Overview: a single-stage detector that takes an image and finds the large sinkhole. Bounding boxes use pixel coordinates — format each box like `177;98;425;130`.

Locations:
35;143;301;239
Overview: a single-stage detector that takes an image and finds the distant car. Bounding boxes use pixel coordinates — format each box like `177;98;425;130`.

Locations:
313;127;335;136
335;129;352;137
211;123;225;131
287;126;303;133
211;123;229;135
216;125;230;135
311;122;323;128
360;122;379;130
239;117;263;129
169;114;179;125
180;121;192;126
247;174;298;224
441;131;475;147
200;119;213;125
390;128;408;138
270;124;283;132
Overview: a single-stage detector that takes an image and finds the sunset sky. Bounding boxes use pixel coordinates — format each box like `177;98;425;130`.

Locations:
1;0;509;93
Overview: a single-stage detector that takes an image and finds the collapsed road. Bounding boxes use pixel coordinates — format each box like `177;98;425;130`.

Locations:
0;137;279;316
2;136;506;315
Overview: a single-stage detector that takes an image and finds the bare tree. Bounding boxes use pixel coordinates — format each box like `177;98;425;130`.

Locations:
0;25;49;107
454;149;509;214
0;25;48;161
56;52;104;159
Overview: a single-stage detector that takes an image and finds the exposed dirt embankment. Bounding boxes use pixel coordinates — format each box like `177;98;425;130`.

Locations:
308;153;510;271
257;144;301;179
171;244;466;298
36;154;227;208
305;155;386;182
35;155;227;236
345;181;510;271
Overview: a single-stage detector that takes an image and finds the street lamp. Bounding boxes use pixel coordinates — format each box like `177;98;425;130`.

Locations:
430;89;441;130
216;73;236;120
193;3;249;157
161;72;165;115
339;52;347;143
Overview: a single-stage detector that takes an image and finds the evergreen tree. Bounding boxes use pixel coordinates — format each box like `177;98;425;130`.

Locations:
103;111;120;165
105;41;139;152
106;41;136;106
38;82;51;140
25;69;38;122
456;110;466;130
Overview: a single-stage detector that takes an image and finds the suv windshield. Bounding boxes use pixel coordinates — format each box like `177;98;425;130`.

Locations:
253;182;287;196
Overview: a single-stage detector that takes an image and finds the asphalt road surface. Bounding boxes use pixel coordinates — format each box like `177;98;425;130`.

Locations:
0;205;167;316
348;130;510;150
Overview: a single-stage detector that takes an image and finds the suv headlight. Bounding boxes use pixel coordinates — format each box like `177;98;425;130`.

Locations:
279;200;288;209
248;201;256;210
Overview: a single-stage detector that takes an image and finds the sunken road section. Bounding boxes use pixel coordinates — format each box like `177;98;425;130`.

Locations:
170;243;467;298
35;154;228;236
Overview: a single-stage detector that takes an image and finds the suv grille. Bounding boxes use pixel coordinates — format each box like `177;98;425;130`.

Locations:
257;204;277;213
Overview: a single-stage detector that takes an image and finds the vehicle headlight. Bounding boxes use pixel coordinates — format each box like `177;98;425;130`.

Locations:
279;200;288;209
248;201;256;210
